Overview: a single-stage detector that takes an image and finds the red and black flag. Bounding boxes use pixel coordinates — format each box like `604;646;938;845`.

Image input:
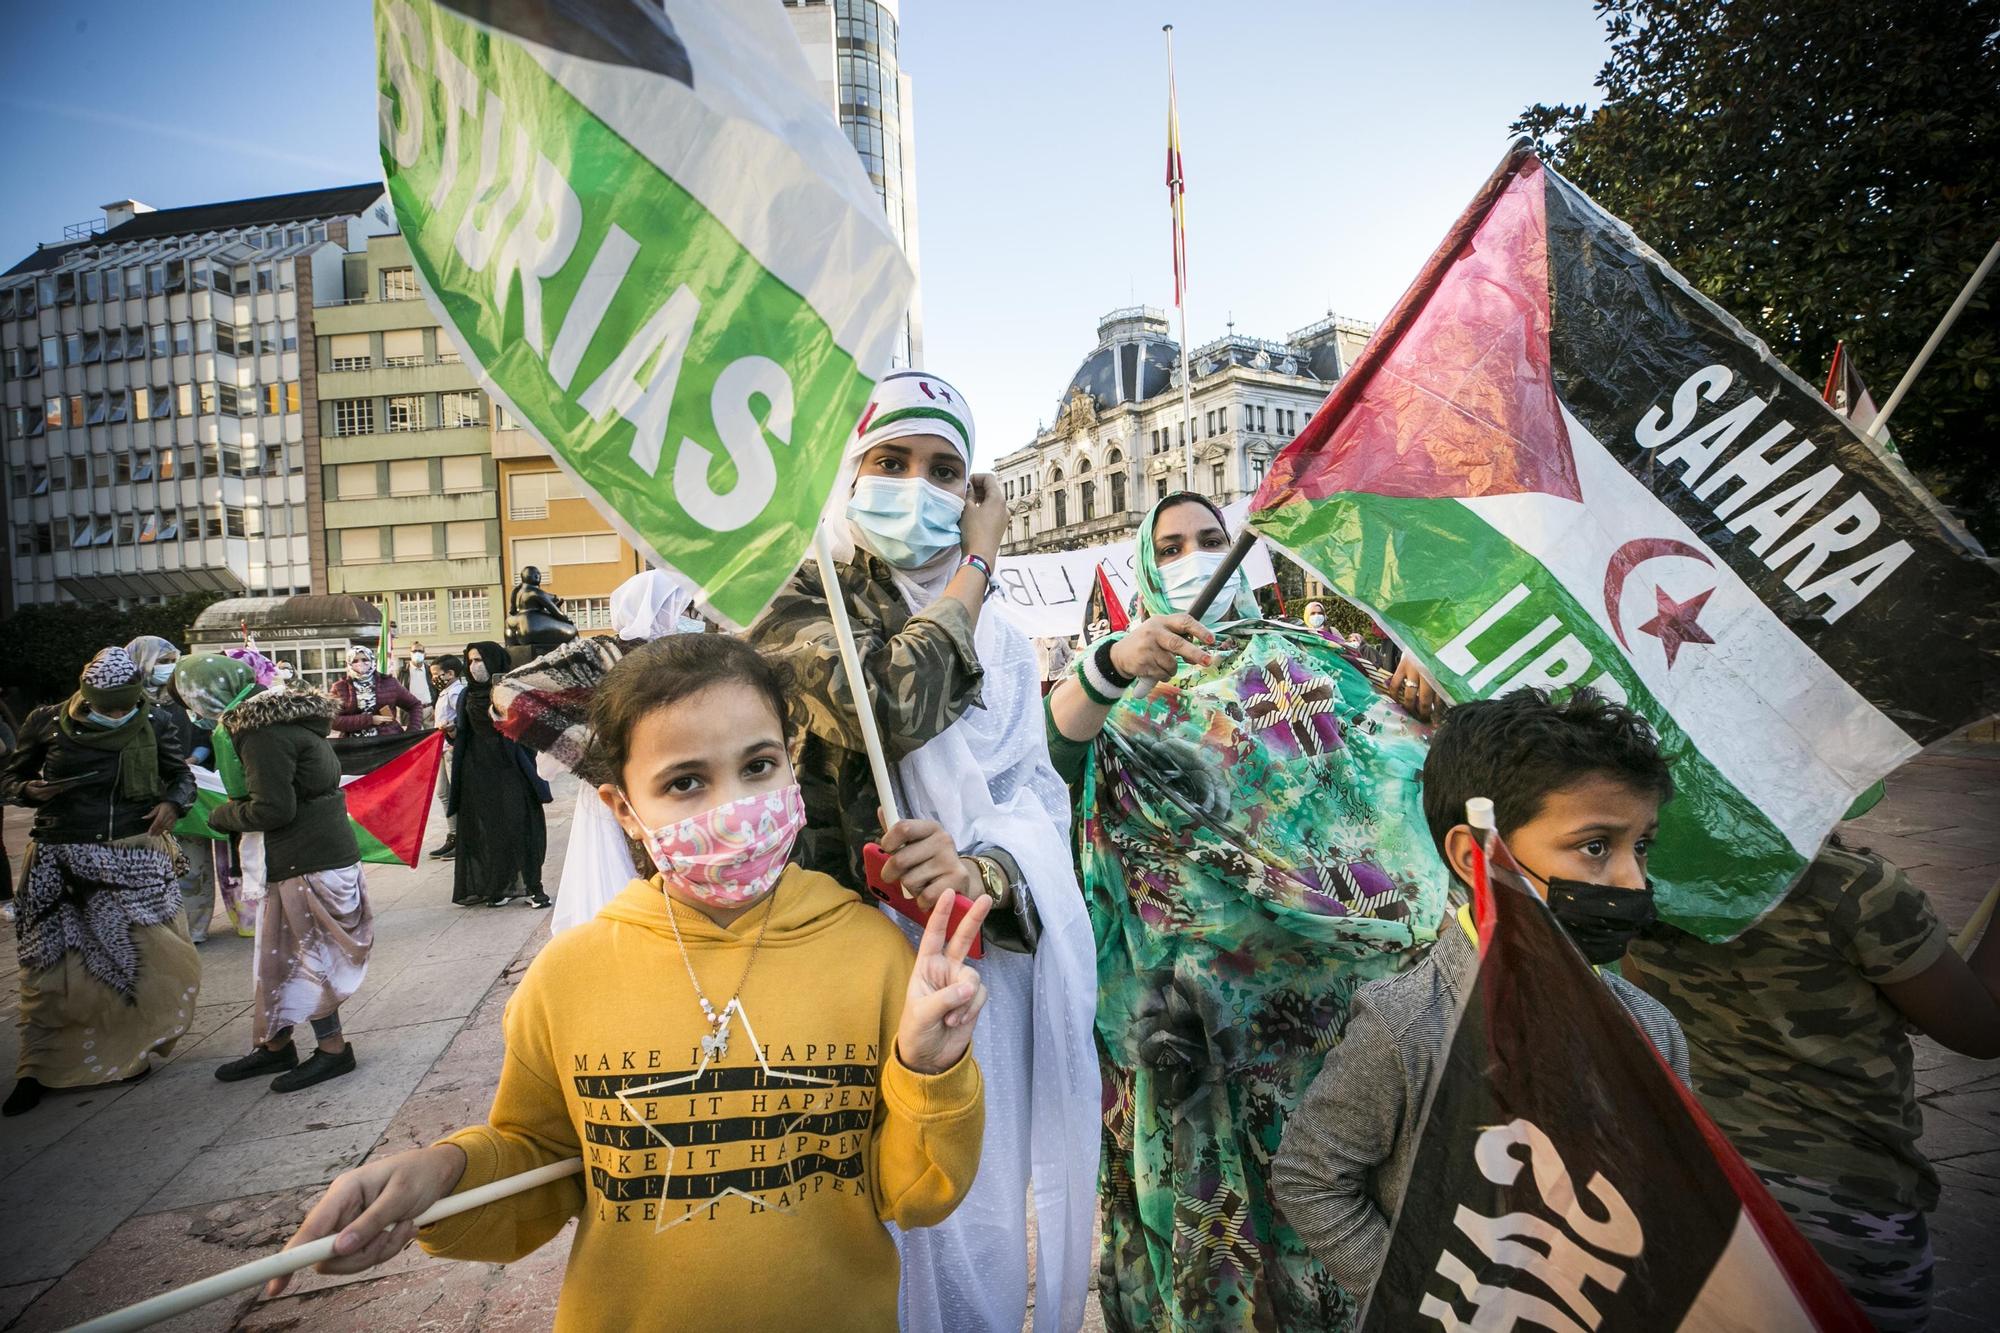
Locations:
1361;856;1868;1330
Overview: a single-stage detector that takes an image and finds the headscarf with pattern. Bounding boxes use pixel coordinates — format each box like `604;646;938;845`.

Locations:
1133;490;1261;622
62;647;161;800
125;635;183;704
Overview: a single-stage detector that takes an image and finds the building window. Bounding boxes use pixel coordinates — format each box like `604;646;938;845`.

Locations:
337;462;379;499
449;587;491;632
569;597;614;631
1212;463;1226;496
397;591;438;635
385;394;427;432
1156;477;1169;500
382;329;425;367
445;520;487;558
67;395;84;429
389;459;431;496
1081;479;1095;520
442;455;484;493
331;399;375;437
1258;406;1267;431
510;532;619;569
382;267;421;301
440;390;483;428
328;333;371;371
224;506;247;538
1252;455;1268;486
343;528;384;563
507;469;578;520
1110;471;1126;512
1054;491;1068;527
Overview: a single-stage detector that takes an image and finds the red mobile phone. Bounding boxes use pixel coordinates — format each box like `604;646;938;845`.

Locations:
863;842;983;960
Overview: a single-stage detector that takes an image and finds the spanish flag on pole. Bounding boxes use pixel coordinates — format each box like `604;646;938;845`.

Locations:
1166;34;1188;306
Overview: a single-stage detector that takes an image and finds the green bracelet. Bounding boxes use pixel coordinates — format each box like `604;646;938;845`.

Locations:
1073;656;1119;707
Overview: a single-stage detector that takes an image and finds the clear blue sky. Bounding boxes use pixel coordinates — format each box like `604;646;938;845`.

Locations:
1;0;1614;463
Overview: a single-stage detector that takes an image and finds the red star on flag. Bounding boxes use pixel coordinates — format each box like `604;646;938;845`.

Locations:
1638;584;1716;668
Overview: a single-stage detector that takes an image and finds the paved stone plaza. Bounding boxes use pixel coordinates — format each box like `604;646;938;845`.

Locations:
1;746;1994;1331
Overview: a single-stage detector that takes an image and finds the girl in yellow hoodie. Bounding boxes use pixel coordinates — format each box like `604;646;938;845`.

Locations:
267;635;991;1330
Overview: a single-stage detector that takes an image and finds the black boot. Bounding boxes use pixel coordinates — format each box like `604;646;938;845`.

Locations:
271;1043;356;1093
526;892;551;910
216;1043;298;1082
430;837;457;860
2;1078;44;1116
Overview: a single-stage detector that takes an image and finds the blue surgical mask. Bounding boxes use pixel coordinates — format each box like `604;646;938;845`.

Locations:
86;707;136;729
1159;549;1248;626
150;663;177;686
848;475;966;568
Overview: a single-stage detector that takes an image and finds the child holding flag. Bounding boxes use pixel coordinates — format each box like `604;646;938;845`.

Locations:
1272;687;1691;1303
264;635;990;1331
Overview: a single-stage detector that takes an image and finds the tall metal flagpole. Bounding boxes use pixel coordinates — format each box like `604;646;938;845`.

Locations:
1166;24;1195;495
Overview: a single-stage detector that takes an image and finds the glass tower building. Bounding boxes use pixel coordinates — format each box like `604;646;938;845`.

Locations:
784;0;924;367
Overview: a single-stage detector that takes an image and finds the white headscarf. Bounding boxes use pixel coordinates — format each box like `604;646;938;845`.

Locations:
824;371;1097;1333
610;569;693;641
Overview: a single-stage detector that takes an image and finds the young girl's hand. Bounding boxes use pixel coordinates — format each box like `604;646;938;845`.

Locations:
896;891;993;1075
261;1145;467;1298
877;815;977;909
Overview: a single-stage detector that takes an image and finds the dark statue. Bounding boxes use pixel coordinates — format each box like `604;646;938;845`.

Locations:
507;566;578;648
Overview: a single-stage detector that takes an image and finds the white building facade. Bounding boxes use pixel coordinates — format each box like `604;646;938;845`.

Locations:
0;184;390;612
995;307;1373;554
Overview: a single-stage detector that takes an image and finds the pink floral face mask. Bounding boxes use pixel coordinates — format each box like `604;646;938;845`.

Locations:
631;783;805;907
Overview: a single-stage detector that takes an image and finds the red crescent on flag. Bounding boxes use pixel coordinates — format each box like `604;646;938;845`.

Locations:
1603;537;1714;649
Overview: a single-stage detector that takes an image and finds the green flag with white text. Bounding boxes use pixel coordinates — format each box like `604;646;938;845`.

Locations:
376;0;913;627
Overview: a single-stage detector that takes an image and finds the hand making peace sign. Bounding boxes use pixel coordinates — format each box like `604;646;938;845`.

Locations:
895;890;993;1076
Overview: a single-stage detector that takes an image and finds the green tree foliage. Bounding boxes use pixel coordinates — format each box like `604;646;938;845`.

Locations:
0;592;229;715
1516;0;1999;545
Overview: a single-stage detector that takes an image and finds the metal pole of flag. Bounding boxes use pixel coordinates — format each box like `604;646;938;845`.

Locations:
1125;526;1259;696
1870;234;2000;436
69;1158;584;1333
1165;24;1196;495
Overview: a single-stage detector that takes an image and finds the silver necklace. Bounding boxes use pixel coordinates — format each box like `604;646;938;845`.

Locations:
662;887;777;1061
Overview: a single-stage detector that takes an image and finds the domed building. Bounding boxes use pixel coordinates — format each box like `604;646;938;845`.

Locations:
994;306;1371;553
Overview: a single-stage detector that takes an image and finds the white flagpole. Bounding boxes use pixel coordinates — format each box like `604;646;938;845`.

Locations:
1870;233;2000;436
812;525;903;826
1166;23;1196;496
70;1159;584;1333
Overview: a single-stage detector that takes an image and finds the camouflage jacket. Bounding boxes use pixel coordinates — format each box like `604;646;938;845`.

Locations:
1627;845;1950;1211
748;550;1038;951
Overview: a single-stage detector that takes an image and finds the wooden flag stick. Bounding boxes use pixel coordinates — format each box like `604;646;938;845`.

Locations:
812;525;902;826
1955;874;1999;957
70;1158;583;1333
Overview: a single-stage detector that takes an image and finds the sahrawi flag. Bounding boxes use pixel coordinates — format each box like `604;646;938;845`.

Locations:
1249;145;2000;939
177;730;446;868
1362;842;1868;1331
376;0;913;627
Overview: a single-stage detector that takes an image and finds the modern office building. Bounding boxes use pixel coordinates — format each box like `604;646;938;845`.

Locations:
313;232;507;652
993;306;1374;554
783;0;924;367
0;184;389;615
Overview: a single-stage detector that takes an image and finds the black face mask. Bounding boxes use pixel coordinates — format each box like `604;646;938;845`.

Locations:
1534;873;1659;966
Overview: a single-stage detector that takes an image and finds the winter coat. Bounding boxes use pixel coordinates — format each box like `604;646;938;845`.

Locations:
0;702;194;845
328;672;423;736
207;691;360;881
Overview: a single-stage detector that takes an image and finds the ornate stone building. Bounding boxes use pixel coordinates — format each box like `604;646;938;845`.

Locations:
994;306;1372;553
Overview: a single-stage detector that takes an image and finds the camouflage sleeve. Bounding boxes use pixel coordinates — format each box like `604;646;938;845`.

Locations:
750;562;985;762
1831;852;1949;986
